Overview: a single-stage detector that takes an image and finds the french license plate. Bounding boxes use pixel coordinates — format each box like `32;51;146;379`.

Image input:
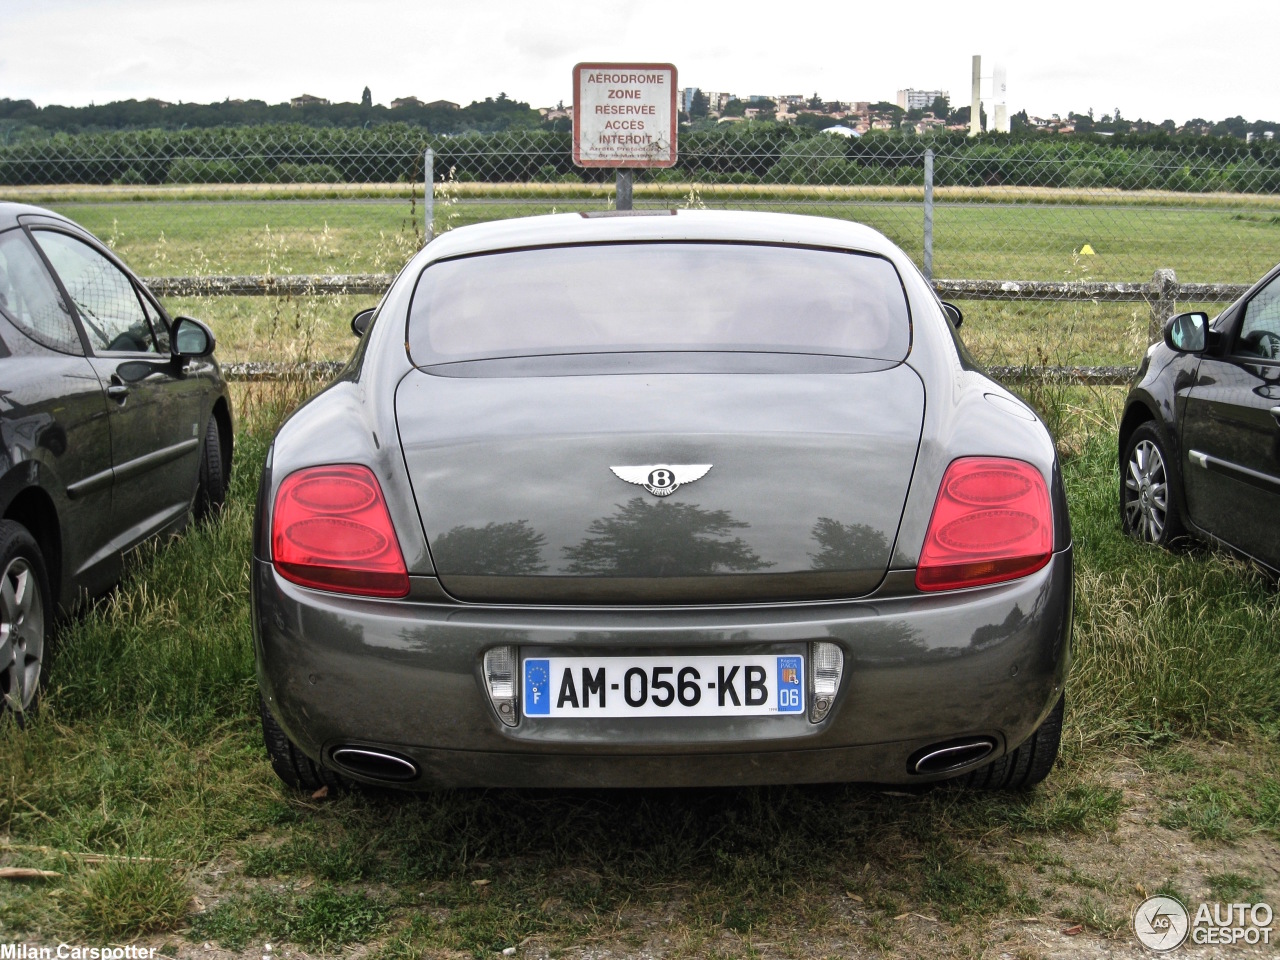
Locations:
522;654;805;718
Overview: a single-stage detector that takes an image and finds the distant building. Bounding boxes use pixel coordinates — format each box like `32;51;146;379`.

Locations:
391;96;425;109
682;89;732;116
290;94;330;108
896;89;948;112
423;100;460;111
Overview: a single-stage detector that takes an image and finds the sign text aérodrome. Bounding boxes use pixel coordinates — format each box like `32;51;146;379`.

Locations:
572;62;678;168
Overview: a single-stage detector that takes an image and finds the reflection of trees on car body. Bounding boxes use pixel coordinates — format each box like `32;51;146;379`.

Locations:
563;497;772;577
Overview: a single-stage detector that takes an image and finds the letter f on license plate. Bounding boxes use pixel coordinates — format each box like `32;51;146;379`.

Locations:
520;654;805;718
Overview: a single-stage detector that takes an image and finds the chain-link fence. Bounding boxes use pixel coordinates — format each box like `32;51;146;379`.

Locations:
4;128;1278;280
3;126;1279;367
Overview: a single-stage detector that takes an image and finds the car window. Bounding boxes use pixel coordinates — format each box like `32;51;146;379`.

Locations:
1235;274;1280;360
407;242;911;364
0;229;83;354
31;230;159;354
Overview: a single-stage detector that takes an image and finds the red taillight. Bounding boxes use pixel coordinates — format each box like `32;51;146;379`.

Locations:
915;457;1052;591
271;465;409;598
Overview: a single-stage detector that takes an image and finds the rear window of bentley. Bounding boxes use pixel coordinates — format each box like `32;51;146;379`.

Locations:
406;242;910;364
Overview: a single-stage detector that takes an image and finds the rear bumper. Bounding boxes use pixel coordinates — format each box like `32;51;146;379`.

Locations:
253;550;1072;789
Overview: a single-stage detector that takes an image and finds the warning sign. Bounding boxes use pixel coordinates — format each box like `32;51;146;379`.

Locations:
573;62;678;168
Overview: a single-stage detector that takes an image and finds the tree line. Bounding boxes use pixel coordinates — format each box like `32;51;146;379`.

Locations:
1;125;1277;193
0;93;543;142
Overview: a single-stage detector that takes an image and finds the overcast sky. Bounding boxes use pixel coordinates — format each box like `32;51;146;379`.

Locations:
2;0;1274;124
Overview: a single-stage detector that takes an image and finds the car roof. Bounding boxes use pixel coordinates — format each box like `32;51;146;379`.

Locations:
416;210;907;265
0;201;80;232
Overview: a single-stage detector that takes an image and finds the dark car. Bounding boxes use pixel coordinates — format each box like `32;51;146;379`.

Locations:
253;211;1072;793
1120;263;1280;570
0;202;232;720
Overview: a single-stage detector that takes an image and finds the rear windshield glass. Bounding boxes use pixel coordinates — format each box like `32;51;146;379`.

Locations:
406;242;910;364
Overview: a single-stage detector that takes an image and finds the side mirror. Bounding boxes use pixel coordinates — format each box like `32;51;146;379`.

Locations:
171;316;215;359
941;301;963;329
351;308;375;338
1164;311;1207;353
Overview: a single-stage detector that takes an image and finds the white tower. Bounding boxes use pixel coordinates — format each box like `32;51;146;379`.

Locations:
969;56;982;137
992;63;1009;133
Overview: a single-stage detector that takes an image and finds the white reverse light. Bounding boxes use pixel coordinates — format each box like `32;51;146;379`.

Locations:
810;641;844;723
484;646;519;726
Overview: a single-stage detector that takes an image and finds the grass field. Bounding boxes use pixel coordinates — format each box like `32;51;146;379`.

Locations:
22;185;1280;283
0;383;1276;958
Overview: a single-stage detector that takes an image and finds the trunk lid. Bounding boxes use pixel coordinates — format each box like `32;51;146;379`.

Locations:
395;362;924;603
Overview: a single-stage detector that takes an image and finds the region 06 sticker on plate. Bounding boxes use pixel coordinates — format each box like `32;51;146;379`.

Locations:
522;654;804;718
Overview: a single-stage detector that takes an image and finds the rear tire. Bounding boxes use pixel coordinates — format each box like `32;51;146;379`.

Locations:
952;695;1064;791
0;521;52;726
194;414;228;522
259;693;349;793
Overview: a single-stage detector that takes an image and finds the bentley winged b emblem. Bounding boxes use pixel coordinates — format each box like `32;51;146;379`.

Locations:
610;464;713;497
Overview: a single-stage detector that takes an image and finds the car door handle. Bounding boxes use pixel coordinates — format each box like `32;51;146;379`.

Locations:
107;377;129;403
1270;406;1280;426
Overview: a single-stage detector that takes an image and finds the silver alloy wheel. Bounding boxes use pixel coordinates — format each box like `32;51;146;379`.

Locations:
1124;439;1168;543
0;555;44;714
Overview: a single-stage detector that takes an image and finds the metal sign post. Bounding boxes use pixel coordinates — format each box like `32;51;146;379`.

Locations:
424;147;434;239
572;62;678;211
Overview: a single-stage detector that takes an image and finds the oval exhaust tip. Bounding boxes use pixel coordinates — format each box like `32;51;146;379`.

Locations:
331;746;419;783
910;738;996;775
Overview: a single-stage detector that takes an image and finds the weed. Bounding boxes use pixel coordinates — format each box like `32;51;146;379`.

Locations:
680;186;707;210
1206;872;1264;902
61;860;191;939
1061;893;1128;937
190;885;389;951
1149;747;1201;774
1253;780;1280;834
1151;880;1189;904
434;166;463;233
1008;784;1126;833
918;842;1010;922
1160;784;1239;841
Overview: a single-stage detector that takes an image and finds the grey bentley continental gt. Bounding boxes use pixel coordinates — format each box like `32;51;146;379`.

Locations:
253;211;1072;792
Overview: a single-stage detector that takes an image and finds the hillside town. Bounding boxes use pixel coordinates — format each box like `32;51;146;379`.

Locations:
533;85;1277;141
